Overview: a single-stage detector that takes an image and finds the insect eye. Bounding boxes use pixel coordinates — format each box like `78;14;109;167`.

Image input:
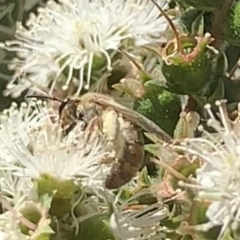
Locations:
77;112;84;120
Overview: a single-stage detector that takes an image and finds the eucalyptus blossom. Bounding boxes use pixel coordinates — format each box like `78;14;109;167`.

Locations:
1;0;171;97
175;101;240;239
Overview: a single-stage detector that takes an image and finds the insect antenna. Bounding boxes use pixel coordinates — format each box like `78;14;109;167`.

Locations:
25;94;65;121
25;95;63;103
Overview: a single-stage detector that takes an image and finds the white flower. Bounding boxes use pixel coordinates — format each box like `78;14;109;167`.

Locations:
0;170;34;206
0;101;53;164
110;201;168;240
1;0;171;97
174;100;240;239
0;211;29;240
6;54;61;98
0;100;111;189
0;197;34;240
0;198;51;240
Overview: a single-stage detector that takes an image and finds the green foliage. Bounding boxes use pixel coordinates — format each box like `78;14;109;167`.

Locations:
224;1;240;46
175;0;223;11
37;174;80;218
70;214;115;240
134;83;181;136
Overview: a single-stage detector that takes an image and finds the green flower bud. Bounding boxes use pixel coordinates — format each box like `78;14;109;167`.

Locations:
70;214;115;240
18;201;54;240
36;173;80;218
161;33;218;95
175;0;223;12
19;202;42;235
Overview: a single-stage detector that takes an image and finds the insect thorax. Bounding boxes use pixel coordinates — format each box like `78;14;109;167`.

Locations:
59;98;100;135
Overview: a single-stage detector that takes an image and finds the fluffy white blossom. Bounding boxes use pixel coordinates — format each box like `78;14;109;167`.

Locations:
1;0;171;97
0;198;51;240
0;170;34;206
0;211;29;240
0;100;111;189
174;100;240;239
0;101;53;164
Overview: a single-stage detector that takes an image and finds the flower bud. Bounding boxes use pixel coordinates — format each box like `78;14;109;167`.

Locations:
161;33;218;95
18;201;54;240
36;174;80;219
71;214;115;240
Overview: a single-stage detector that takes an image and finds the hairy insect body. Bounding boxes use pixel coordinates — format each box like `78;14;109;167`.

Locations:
98;108;145;189
101;108;125;159
105;118;144;189
60;99;100;135
73;101;145;189
87;106;145;189
27;93;170;189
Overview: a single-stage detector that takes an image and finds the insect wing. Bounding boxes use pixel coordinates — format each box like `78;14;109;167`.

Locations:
81;93;172;141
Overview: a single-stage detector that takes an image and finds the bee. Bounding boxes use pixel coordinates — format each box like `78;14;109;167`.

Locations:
26;93;171;189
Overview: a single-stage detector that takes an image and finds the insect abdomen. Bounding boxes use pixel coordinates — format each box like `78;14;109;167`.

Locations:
105;128;144;189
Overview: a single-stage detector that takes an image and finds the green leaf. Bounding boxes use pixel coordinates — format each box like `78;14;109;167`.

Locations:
144;143;177;163
193;13;204;36
201;51;227;101
134;83;181;136
117;188;133;202
31;219;55;240
180;8;204;35
138;167;152;186
144;143;161;156
180;8;203;34
144;79;169;92
173;111;200;139
39;194;53;211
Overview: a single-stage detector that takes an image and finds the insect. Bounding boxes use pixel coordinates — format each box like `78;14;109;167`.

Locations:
26;93;171;189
